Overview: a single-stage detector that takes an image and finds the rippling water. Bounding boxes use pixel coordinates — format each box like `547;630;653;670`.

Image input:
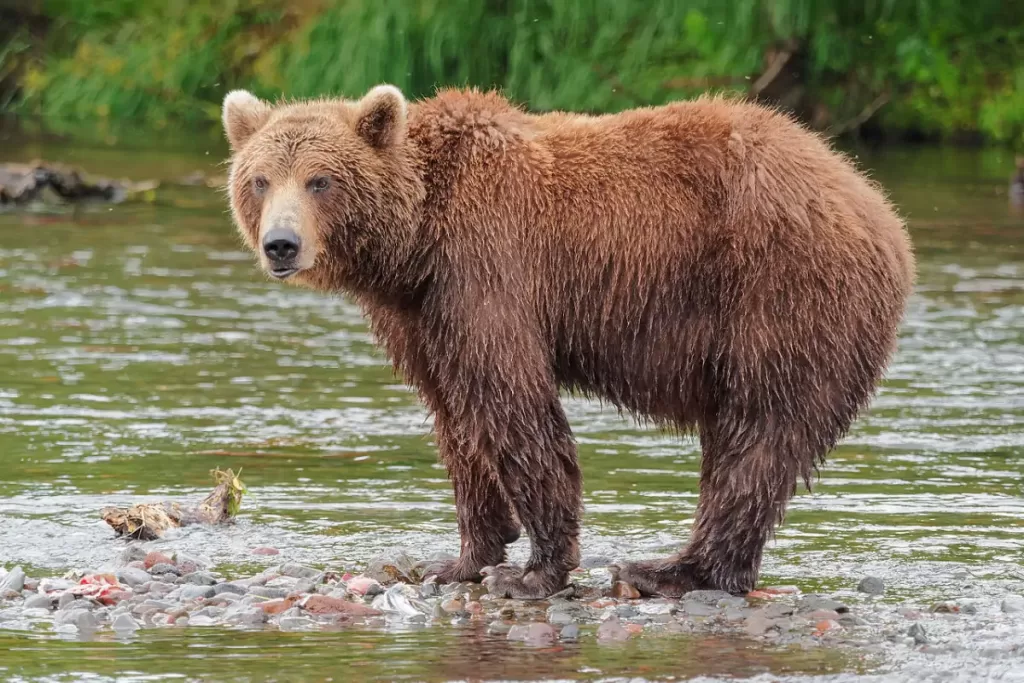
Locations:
0;136;1021;681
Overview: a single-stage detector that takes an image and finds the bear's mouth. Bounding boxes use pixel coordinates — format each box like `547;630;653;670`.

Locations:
269;266;299;280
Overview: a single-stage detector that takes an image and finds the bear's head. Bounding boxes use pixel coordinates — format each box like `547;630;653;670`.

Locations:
222;85;425;296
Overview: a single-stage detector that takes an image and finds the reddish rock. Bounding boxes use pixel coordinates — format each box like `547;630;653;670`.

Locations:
465;601;483;614
301;595;382;617
597;616;631;642
624;623;644;635
252;547;280;556
127;560;147;570
144;552;173;569
259;597;299;615
762;585;800;595
746;590;773;600
345;576;382;596
97;590;131;606
814;619;842;635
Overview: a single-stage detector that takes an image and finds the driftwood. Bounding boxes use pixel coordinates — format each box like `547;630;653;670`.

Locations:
0;161;158;207
101;469;246;541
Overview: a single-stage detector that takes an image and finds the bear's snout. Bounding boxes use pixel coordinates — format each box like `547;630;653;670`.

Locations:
262;227;301;278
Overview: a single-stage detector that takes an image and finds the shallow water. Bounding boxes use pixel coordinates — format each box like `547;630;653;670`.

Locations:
0;134;1022;682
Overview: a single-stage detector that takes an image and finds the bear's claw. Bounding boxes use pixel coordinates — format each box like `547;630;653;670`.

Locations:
480;563;569;600
608;559;701;598
418;558;487;584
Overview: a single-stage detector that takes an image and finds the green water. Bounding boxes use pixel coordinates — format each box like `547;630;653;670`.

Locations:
0;133;1022;682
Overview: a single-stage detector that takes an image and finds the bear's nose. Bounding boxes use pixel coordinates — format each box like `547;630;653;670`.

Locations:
263;228;300;263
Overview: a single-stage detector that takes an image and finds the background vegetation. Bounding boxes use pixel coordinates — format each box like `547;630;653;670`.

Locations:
1;0;1023;146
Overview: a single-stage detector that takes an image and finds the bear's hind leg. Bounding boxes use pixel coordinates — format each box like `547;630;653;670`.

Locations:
611;426;802;597
420;417;521;583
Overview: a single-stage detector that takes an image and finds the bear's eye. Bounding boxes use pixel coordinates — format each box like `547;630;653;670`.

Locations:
252;176;268;194
309;176;330;194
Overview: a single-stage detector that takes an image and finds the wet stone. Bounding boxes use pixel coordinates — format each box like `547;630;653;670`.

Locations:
1001;595;1024;614
23;594;53;611
907;623;929;645
365;551;420;585
419;582;441;599
762;603;795;618
681;600;721;617
180;572;218;586
488;620;511;635
597;615;630;642
116;567;151;587
560;623;580;640
292;579;316;595
111;613;140;632
248;586;289;600
799;596;848;614
279;616;317;631
547;609;575;625
146;582;176;598
609;581;641;600
961;601;980;615
0;567;25;597
149;563;180;577
57;593;76;610
213;582;247;596
224;605;268;626
121;546;147;564
188;615;217;627
857;576;886;595
279;563;321;580
180;585;215;600
579;555;614;570
56;608;97;631
614;604;638;618
682;590;733;605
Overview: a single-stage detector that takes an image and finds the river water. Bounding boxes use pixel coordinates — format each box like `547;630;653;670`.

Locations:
0;133;1021;681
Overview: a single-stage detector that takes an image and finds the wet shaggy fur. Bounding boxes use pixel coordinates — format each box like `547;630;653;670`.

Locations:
222;85;915;599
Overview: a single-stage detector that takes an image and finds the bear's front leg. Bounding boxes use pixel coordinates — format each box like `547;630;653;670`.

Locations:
420;413;521;583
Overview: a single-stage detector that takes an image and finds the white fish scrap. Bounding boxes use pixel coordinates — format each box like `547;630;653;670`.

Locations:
370;584;431;619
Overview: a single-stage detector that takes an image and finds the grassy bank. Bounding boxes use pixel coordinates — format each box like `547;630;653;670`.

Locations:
2;0;1023;146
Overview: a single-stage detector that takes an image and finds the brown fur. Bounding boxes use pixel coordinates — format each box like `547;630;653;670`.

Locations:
222;85;915;598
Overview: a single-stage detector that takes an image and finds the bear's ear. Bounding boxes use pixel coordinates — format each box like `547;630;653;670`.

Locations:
222;90;271;151
354;85;407;149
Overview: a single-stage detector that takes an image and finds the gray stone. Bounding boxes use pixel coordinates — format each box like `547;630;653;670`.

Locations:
1001;595;1024;614
116;567;151;587
419;582;441;599
547;610;575;625
56;608;97;631
149;563;180;577
191;606;225;619
798;595;848;614
365;551;420;584
23;594;53;610
279;616;317;631
487;619;511;635
907;623;929;645
120;546;147;564
560;623;580;640
681;600;721;617
146;581;176;598
180;572;218;586
247;586;289;599
111;613;140;632
180;584;215;600
140;599;175;611
614;604;638;618
763;603;796;618
188;615;217;626
857;576;885;595
22;608;51;619
224;605;267;626
279;563;320;580
681;590;734;605
292;579;316;595
0;567;26;597
213;582;247;596
57;592;76;610
597;616;630;642
961;601;979;615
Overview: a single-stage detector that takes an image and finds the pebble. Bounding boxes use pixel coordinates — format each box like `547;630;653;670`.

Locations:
507;622;556;646
143;552;173;569
682;590;734;605
0;567;26;598
301;595;382;617
857;576;886;595
224;605;267;626
680;600;720;617
57;593;76;610
121;546;147;564
23;594;53;611
179;585;215;600
547;609;575;625
279;563;321;580
279;616;317;631
116;567;151;587
798;596;848;614
560;623;580;640
213;582;247;596
1001;595;1024;614
248;586;289;599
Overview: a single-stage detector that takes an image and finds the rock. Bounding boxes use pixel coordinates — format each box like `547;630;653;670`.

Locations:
1001;595;1024;613
213;582;247;596
682;590;734;605
961;602;979;615
798;595;848;614
614;604;638;618
252;547;280;556
301;595;382;617
146;581;176;598
56;608;97;631
609;581;640;599
347;576;384;597
580;555;613;569
57;592;77;610
99;590;131;606
931;602;960;614
547;609;575;625
248;586;289;600
121;546;148;564
680;600;721;617
127;561;147;570
808;609;842;621
365;551;420;584
22;608;51;619
23;594;53;610
172;553;205;573
179;585;215;600
143;552;173;569
745;609;774;636
907;623;929;645
488;620;512;635
111;613;141;632
560;623;580;640
39;578;74;593
762;603;795;618
815;619;842;634
149;564;181;577
0;567;26;597
597;615;631;642
115;567;151;587
224;605;267;626
857;576;885;595
279;563;321;580
279;616;317;631
181;572;218;586
638;601;677;616
507;623;556;646
441;598;465;614
418;582;440;599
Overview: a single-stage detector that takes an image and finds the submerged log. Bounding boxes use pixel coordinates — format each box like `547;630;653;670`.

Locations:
0;161;158;207
101;468;246;541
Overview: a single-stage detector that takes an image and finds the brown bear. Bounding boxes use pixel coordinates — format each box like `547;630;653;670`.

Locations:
221;84;914;599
